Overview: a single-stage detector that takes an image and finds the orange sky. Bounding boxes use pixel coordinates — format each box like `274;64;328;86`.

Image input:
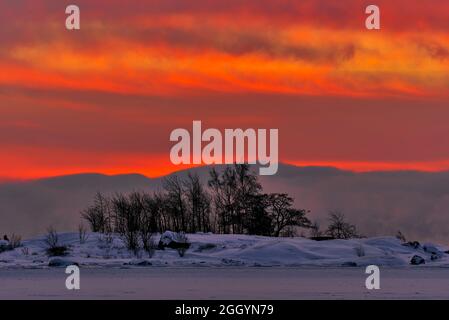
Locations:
1;0;449;180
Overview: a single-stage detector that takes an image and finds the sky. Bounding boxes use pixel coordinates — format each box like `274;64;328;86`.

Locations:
1;0;449;180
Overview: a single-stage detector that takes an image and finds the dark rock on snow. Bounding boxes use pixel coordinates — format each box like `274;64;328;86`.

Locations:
48;258;78;267
431;254;440;261
125;259;152;266
410;255;425;265
402;241;420;249
423;244;444;259
158;231;190;250
341;261;358;267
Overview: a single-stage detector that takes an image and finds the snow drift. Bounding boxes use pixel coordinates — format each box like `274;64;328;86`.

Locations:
0;233;448;269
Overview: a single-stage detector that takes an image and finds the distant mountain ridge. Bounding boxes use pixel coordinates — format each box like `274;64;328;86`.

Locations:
1;164;449;244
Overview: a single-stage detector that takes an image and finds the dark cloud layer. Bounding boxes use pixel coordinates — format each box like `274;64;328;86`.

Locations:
3;0;449;30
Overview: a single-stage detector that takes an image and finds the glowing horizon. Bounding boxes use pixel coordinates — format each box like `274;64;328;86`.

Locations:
1;0;449;180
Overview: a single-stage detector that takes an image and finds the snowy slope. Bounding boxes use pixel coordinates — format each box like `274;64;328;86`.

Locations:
0;233;448;269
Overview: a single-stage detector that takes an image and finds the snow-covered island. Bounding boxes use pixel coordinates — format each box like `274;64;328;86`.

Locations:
1;232;448;269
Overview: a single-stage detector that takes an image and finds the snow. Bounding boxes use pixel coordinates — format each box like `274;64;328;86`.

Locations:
0;232;448;269
2;233;449;299
2;268;449;299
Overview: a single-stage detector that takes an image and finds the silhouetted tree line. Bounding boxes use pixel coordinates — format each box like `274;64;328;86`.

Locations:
82;164;311;237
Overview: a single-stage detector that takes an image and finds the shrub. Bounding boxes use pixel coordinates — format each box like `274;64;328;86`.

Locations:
47;246;68;257
177;247;187;257
141;233;157;258
44;227;68;256
354;244;365;257
99;232;114;245
78;224;88;244
9;234;22;249
396;230;407;243
0;234;22;253
175;232;190;257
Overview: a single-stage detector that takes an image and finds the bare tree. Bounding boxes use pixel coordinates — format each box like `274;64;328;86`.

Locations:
326;211;359;239
78;224;88;244
208;164;262;234
82;192;110;232
309;221;322;238
163;176;187;232
267;193;310;237
184;173;211;233
78;164;312;238
112;193;141;254
208;167;237;234
141;231;157;258
354;244;365;257
140;194;158;257
243;194;272;236
234;164;263;234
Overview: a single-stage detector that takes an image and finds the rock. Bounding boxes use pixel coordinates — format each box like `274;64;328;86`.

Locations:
431;254;440;261
402;241;420;249
410;255;425;265
158;231;190;250
341;261;358;267
0;240;11;253
221;258;245;266
423;244;444;259
46;246;69;257
48;258;78;267
126;259;152;266
445;250;449;254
